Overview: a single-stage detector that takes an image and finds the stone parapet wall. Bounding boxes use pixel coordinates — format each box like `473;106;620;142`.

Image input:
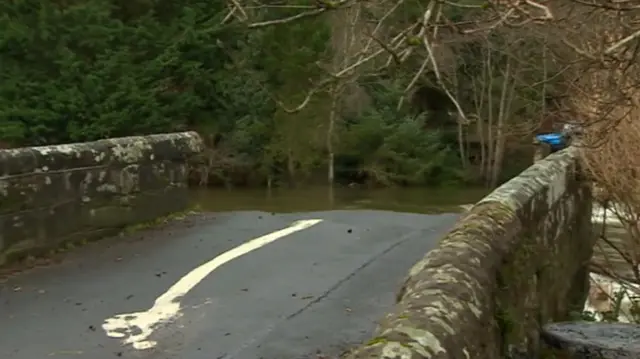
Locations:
345;147;594;359
0;132;203;264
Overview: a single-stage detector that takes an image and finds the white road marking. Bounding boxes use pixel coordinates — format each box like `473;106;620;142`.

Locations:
101;219;323;350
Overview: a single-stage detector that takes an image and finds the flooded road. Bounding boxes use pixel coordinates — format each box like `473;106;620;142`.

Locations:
0;186;484;359
188;186;488;214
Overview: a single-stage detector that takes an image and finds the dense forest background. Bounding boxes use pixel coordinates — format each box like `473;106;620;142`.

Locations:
0;0;606;188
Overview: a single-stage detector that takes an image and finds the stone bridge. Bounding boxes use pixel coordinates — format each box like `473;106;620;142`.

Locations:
346;147;596;359
0;132;625;359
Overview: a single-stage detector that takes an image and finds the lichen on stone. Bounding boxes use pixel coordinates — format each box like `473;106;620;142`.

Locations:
0;131;204;266
345;147;594;359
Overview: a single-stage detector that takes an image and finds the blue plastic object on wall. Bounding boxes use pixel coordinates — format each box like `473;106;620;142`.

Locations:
535;133;567;151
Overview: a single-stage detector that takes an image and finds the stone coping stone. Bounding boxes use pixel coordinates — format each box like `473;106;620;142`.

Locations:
542;322;640;358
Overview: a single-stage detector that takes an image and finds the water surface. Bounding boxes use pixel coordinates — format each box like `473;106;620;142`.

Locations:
189;186;488;214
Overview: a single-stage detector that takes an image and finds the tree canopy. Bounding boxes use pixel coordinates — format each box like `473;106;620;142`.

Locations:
4;0;628;188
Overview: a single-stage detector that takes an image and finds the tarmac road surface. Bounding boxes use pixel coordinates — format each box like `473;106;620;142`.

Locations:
0;210;458;359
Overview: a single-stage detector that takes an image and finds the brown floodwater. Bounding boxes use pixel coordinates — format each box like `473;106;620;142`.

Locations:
188;186;489;214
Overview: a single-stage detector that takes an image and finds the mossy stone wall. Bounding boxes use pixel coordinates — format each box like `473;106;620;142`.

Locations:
346;147;594;359
0;132;204;264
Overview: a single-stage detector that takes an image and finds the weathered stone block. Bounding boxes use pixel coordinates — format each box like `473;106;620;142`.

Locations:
0;132;203;264
0;132;203;176
542;322;640;358
125;186;189;223
0;209;44;253
0;168;114;214
81;187;187;230
42;201;85;239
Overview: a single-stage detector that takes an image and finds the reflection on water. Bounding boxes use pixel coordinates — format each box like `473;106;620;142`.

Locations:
189;186;489;214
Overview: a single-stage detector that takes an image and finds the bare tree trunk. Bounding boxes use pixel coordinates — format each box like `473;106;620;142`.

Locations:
485;47;494;187
287;149;295;187
471;73;487;178
477;116;486;176
540;36;548;131
327;83;339;186
472;75;487;180
490;56;512;188
457;120;467;168
453;70;468;169
324;4;363;186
